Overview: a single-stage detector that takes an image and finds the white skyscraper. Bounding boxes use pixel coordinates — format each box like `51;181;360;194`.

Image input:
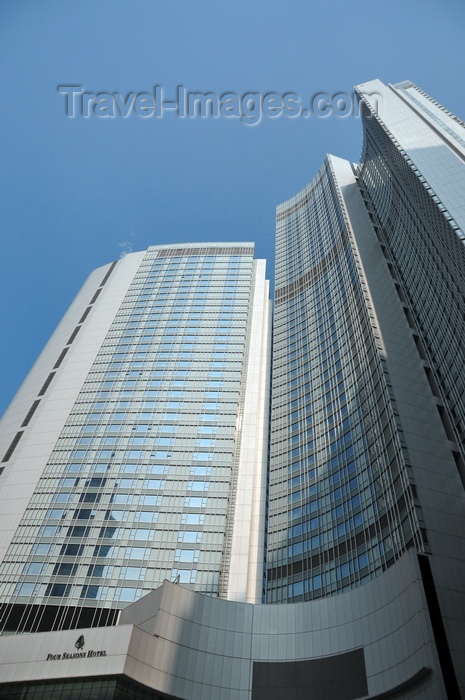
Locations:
0;243;271;635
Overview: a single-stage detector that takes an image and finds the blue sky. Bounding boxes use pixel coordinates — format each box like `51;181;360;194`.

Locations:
1;0;464;417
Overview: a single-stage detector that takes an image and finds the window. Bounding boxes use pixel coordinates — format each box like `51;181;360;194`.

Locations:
115;587;141;602
139;495;161;506
85;478;107;487
121;566;146;580
74;509;96;520
153;451;172;460
39;525;60;537
178;531;201;543
87;564;113;578
60;544;84;556
134;511;158;523
119;464;140;474
81;584;108;600
23;562;46;575
143;479;165;489
126;547;149;560
188;481;209;491
175;549;200;562
111;494;133;505
181;513;205;525
52;563;78;576
79;493;101;503
105;510;128;521
195;439;215;448
31;543;54;556
118;479;137;488
184;497;207;508
172;570;197;584
45;583;71;597
130;528;155;540
192;452;213;461
199;414;219;422
190;466;211;476
58;478;79;488
67;526;91;537
93;544;117;558
14;582;39;596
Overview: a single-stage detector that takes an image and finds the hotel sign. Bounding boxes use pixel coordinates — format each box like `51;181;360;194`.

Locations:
46;635;107;661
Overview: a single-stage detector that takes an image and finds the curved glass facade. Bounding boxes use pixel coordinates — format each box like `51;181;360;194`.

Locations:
267;157;421;603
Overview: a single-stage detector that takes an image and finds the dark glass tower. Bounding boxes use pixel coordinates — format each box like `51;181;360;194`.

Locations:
267;156;422;603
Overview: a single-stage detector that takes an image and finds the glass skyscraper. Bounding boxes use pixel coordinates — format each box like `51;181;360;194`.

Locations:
267;155;422;604
356;79;465;469
0;81;465;699
0;242;271;634
265;80;465;697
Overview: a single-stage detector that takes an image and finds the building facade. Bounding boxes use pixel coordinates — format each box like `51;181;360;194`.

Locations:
0;243;271;635
268;155;423;605
1;81;465;699
356;79;465;470
266;80;465;696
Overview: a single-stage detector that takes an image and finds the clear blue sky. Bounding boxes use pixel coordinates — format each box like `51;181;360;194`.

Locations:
1;0;464;417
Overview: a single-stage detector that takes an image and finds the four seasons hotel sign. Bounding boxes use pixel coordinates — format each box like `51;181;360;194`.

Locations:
46;635;107;661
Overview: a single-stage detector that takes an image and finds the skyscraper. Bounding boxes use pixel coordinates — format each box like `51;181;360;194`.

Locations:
356;79;465;468
0;81;464;699
267;80;465;696
0;242;271;634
